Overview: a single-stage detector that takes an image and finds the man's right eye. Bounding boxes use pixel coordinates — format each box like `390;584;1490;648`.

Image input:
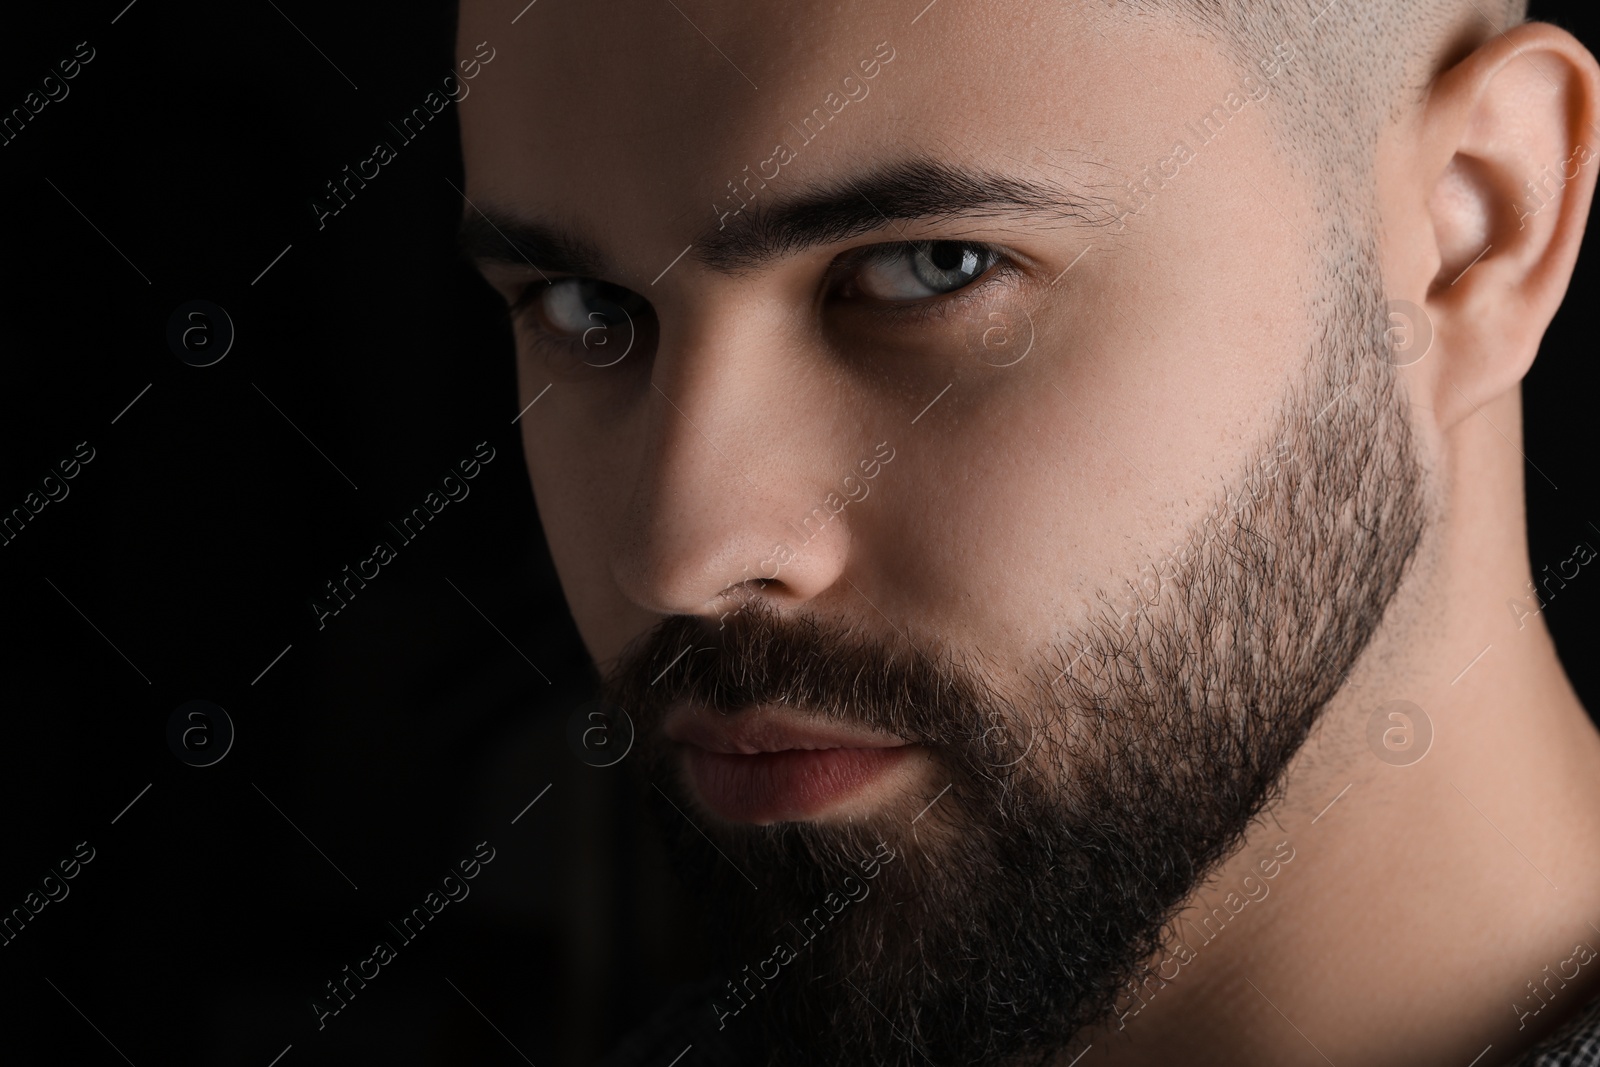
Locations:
513;277;650;341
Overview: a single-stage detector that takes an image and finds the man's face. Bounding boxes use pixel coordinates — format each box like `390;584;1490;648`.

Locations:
461;1;1429;1061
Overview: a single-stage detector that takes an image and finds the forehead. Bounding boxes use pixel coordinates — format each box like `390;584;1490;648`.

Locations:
458;0;1238;270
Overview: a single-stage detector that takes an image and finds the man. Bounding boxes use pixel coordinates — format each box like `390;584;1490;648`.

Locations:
457;0;1600;1062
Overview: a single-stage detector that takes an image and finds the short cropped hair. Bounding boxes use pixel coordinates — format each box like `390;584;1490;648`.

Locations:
1111;0;1529;200
1101;0;1528;297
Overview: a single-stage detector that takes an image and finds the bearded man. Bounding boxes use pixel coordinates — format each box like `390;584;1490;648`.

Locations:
457;1;1600;1062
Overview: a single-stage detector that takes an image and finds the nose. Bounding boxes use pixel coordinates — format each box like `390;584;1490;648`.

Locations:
608;292;855;623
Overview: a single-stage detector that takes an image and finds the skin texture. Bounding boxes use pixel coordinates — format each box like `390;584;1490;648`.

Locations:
457;0;1600;1063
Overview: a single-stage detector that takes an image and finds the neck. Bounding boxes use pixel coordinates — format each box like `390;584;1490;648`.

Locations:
1076;387;1600;1066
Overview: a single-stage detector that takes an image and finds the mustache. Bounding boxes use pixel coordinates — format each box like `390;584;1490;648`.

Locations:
599;600;1016;752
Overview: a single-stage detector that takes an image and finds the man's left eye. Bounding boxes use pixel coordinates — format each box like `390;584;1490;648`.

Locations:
849;240;1002;301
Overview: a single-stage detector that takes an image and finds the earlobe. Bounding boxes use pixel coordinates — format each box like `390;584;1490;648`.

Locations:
1405;23;1600;429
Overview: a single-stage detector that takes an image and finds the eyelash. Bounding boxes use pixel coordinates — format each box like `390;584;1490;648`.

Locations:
505;282;614;349
832;246;1018;326
506;240;1018;344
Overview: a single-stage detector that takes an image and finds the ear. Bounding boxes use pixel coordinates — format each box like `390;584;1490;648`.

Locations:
1382;22;1600;429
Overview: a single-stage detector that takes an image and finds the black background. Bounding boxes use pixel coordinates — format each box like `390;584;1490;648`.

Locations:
0;2;1594;1064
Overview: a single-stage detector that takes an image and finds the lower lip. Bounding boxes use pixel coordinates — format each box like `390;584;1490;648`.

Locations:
682;745;915;824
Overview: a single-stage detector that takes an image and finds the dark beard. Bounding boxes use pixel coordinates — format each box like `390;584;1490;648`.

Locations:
600;252;1428;1067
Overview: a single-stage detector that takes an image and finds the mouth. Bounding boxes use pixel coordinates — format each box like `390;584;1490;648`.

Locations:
663;703;924;825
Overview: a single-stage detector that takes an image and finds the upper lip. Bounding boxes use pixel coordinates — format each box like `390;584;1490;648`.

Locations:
663;702;910;755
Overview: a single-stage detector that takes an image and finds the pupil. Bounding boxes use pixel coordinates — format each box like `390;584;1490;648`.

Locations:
581;282;625;324
928;241;968;273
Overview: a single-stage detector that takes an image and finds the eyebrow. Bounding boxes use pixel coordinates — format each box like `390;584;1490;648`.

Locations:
698;156;1119;272
457;154;1120;278
457;208;605;278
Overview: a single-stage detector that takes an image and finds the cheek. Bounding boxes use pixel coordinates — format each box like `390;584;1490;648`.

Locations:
855;393;1135;662
853;235;1309;666
519;397;645;663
